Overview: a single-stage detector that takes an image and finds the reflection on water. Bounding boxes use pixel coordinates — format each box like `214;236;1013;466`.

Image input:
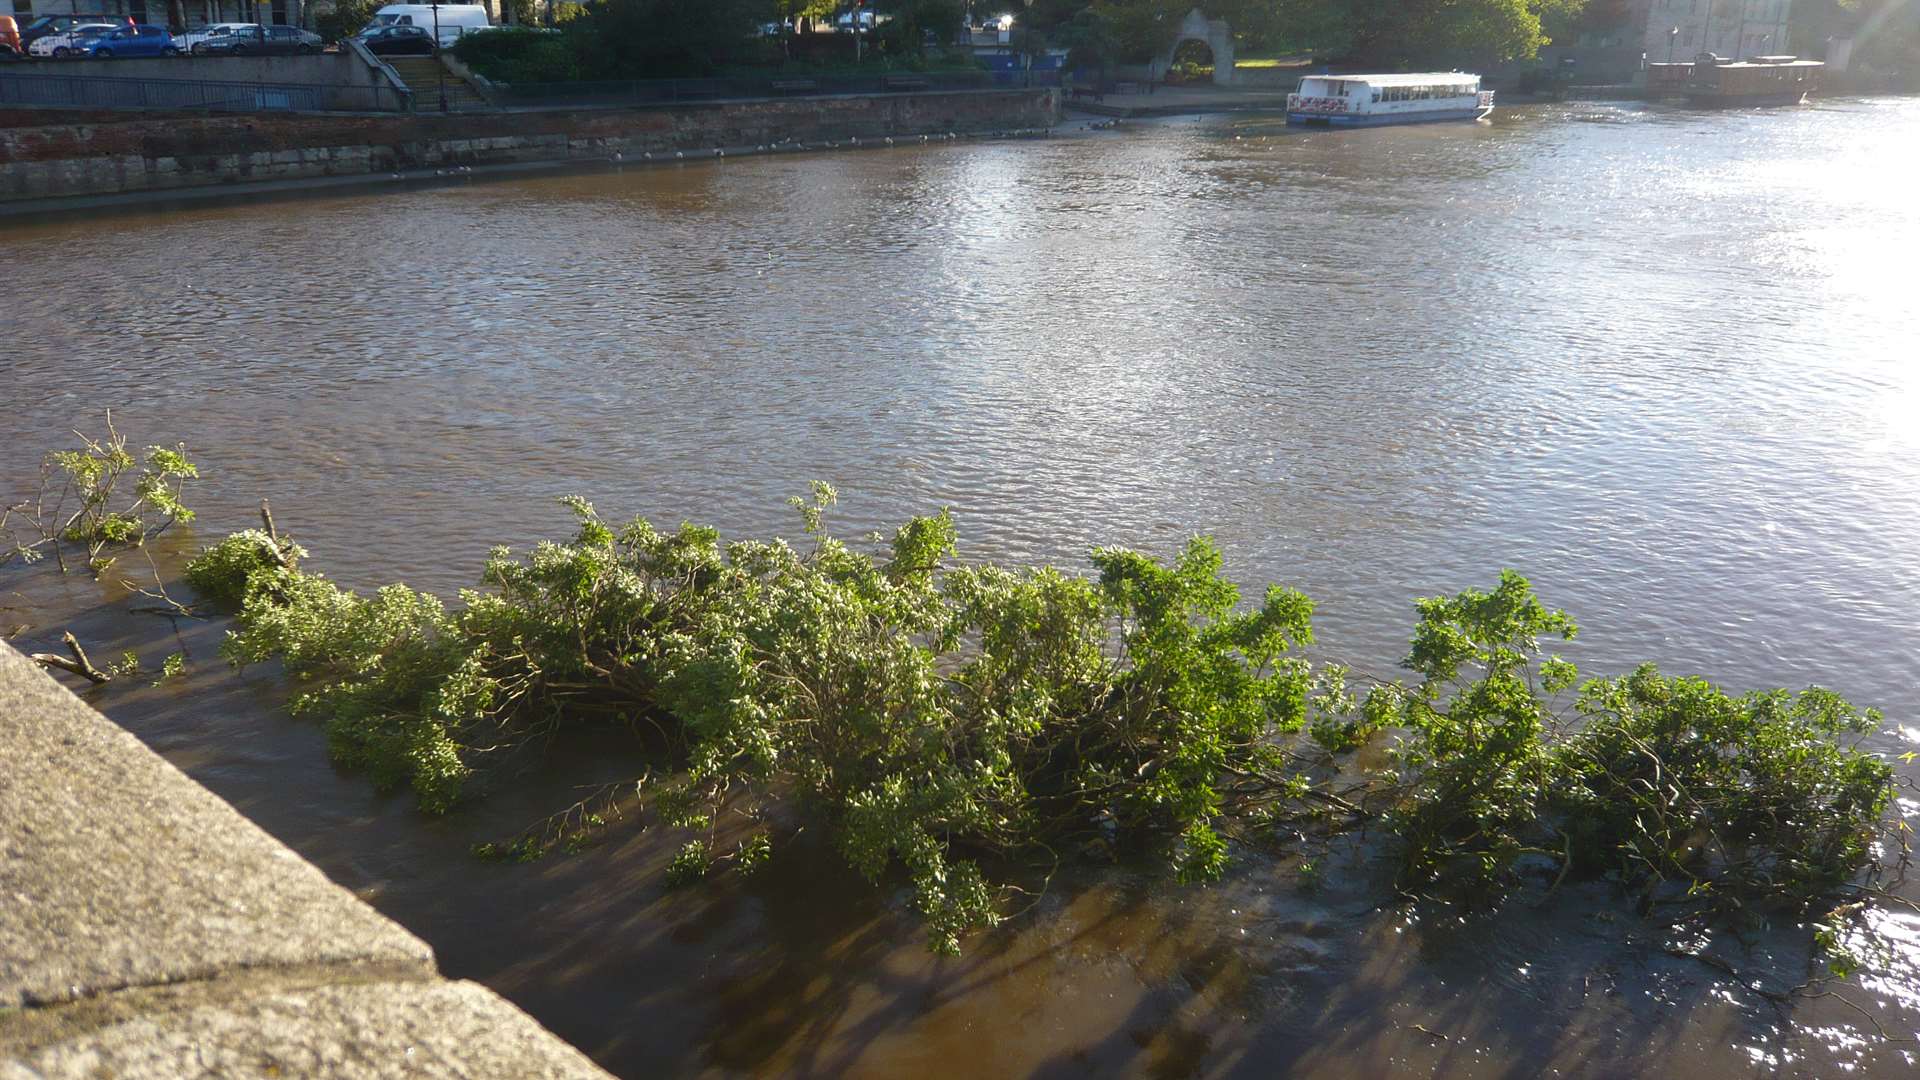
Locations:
4;97;1920;1077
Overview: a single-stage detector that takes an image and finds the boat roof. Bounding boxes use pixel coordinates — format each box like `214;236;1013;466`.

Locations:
1720;57;1823;68
1303;72;1479;86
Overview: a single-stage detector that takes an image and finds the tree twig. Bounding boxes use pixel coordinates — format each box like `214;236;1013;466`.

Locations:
260;499;293;569
32;631;111;684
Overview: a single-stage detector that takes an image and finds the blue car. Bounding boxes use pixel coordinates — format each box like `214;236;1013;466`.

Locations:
77;24;178;58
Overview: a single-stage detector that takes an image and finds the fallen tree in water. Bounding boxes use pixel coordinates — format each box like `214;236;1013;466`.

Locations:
184;486;1903;955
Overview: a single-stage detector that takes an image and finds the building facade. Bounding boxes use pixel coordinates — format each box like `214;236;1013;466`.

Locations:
1640;0;1794;63
1;0;306;27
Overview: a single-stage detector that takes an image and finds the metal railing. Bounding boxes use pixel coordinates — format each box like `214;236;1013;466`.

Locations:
491;68;1057;107
0;71;405;112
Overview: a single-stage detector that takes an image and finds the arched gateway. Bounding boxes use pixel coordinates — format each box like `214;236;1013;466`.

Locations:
1161;7;1235;86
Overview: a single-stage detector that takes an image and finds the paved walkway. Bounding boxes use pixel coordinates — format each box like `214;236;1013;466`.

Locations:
0;643;611;1079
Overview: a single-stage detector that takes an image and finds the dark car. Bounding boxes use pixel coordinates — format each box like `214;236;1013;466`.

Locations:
354;23;435;55
196;23;322;55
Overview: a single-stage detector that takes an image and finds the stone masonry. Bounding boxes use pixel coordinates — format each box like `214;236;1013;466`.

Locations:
0;642;612;1079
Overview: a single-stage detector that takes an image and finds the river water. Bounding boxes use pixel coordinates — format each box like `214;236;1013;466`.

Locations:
4;96;1919;1077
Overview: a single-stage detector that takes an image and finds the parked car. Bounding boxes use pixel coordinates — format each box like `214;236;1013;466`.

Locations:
360;4;489;47
0;15;24;60
18;13;126;50
177;22;258;53
76;24;179;59
354;23;435;55
28;23;120;58
194;23;323;55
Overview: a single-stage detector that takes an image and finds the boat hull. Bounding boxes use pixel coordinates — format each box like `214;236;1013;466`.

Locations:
1682;90;1809;107
1286;107;1491;127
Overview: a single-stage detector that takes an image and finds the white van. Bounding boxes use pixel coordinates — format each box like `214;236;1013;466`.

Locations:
361;4;489;47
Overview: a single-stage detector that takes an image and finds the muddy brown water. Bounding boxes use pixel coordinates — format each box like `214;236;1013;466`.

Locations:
4;98;1920;1077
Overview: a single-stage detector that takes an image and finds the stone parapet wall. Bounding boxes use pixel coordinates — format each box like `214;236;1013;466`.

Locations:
0;88;1061;203
0;642;613;1079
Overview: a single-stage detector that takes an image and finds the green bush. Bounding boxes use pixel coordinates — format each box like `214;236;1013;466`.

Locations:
212;492;1900;954
451;26;580;83
184;529;305;610
315;0;379;43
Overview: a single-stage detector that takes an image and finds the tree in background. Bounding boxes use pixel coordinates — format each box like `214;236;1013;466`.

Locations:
773;0;837;35
1095;0;1188;63
1794;0;1920;76
315;0;381;41
872;0;970;59
1053;4;1120;76
1257;0;1579;67
570;0;766;76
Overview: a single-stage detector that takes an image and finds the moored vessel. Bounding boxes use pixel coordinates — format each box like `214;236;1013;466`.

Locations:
1286;73;1494;127
1682;54;1822;106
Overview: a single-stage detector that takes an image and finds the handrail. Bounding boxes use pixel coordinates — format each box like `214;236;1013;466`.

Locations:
344;35;414;112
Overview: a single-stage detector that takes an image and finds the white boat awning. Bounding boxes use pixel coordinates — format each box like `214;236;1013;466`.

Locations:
1331;72;1479;87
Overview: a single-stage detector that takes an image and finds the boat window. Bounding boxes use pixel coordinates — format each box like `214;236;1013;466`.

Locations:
1371;90;1380;102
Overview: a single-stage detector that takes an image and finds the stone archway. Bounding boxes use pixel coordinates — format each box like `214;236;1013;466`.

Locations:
1161;8;1236;86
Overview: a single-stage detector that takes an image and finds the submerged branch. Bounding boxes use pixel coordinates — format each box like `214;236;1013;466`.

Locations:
32;631;110;684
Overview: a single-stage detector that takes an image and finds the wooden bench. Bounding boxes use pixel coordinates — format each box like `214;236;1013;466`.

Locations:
769;78;818;95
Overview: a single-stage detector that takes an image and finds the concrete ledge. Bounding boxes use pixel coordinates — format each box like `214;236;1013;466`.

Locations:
0;642;611;1079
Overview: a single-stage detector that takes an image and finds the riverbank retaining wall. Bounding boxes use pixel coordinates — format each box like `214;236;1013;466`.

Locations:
0;641;614;1078
0;87;1060;205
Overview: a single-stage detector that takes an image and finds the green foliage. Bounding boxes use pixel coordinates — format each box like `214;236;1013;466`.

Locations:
735;834;773;876
314;0;379;42
1378;573;1894;915
1262;0;1574;67
157;652;186;683
451;26;582;83
220;493;1322;951
212;494;1897;954
1382;570;1578;893
1053;6;1121;71
667;838;711;885
871;0;967;58
1557;668;1892;906
9;419;199;574
453;0;769;82
185;529;307;610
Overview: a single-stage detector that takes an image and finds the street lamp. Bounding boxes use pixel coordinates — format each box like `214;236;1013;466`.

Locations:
433;0;446;112
1668;25;1679;63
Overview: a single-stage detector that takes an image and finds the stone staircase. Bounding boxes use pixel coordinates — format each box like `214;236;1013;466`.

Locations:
385;55;493;111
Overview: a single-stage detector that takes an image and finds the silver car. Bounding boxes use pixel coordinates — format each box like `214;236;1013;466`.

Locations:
27;22;118;58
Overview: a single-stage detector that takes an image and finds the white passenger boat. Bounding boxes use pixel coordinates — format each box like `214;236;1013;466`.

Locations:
1286;73;1494;127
